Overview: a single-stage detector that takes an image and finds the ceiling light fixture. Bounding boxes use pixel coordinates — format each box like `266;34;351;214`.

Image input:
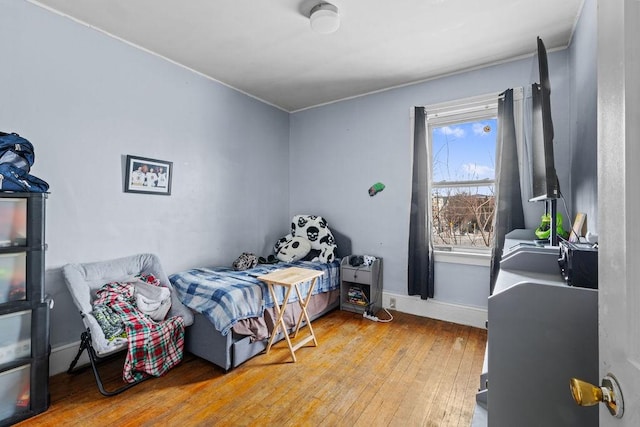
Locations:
310;2;340;34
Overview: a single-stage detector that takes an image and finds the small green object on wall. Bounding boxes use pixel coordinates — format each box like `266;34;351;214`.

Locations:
368;182;385;196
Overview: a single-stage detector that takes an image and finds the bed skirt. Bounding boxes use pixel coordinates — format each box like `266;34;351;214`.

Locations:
185;289;339;371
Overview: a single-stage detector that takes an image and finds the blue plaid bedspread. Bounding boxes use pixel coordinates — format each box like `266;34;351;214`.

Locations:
169;260;340;336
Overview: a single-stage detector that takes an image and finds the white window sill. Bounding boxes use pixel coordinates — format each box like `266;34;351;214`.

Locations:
434;249;491;267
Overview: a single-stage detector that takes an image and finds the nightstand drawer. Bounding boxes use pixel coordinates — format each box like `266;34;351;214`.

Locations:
341;268;371;284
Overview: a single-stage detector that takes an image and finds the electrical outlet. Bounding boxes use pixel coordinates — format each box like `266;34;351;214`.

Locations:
389;297;396;309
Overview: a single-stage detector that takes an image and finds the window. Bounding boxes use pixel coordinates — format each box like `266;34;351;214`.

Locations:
426;94;499;252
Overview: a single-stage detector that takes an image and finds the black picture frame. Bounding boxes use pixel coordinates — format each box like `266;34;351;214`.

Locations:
124;155;172;195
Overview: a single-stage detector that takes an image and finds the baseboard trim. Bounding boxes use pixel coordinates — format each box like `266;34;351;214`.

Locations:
382;292;487;329
50;340;88;376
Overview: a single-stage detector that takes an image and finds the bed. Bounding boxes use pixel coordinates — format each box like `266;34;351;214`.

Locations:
169;259;341;371
169;221;351;371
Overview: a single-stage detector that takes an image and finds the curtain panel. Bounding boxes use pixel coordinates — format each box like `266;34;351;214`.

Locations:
489;89;525;293
408;107;434;299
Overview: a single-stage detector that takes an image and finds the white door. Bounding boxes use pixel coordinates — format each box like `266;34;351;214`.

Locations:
598;0;640;424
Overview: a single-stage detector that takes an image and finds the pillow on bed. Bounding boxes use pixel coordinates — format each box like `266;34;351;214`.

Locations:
276;236;311;262
290;215;337;263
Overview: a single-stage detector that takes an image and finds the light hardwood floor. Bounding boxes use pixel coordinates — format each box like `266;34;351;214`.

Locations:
18;310;487;427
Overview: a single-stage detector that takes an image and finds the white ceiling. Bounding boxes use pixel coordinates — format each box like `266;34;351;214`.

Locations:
31;0;583;112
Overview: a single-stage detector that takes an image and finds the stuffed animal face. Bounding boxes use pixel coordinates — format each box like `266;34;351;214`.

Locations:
276;236;311;262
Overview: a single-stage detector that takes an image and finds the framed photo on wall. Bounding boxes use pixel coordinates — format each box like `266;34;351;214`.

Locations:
124;155;172;195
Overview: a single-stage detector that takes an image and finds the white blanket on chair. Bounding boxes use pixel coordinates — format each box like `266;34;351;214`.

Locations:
133;279;171;321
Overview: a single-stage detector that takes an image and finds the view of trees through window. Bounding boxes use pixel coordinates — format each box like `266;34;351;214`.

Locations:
430;118;498;250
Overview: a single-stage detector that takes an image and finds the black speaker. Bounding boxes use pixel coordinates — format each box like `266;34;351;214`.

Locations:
349;255;364;267
558;240;598;289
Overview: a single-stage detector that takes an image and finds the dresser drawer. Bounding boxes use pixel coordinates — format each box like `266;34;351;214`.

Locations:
0;310;31;365
0;252;27;305
0;364;31;421
341;267;372;284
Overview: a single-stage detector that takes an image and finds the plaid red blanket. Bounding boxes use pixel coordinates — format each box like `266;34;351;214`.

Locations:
94;279;185;383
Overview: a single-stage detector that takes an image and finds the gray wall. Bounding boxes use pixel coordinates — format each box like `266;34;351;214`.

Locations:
1;1;290;348
569;0;598;235
289;52;572;305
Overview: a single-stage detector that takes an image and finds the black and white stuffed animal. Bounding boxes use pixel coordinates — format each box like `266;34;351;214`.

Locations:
274;215;337;263
232;252;258;270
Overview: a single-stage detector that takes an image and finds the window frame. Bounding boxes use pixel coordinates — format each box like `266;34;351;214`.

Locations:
425;93;501;255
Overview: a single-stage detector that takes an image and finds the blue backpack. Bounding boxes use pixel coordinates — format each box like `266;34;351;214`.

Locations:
0;132;49;192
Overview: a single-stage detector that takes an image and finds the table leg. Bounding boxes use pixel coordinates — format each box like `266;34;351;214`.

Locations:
292;277;318;347
265;282;280;354
265;283;297;362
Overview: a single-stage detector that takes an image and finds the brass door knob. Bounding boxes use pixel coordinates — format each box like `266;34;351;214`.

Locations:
570;374;624;418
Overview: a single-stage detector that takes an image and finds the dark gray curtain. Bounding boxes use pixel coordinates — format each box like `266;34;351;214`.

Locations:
490;89;525;293
408;107;434;299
